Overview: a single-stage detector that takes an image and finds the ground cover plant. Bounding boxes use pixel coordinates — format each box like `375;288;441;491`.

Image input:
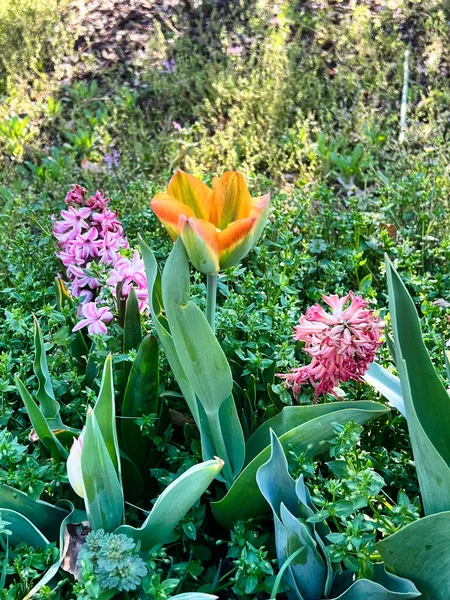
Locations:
1;0;450;598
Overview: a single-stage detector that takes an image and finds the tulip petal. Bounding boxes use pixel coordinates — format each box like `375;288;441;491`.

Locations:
211;172;252;229
168;170;213;220
248;192;271;245
217;217;256;269
179;216;220;274
67;431;85;498
151;193;196;239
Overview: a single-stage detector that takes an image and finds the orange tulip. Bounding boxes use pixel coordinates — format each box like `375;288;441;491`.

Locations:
151;170;270;274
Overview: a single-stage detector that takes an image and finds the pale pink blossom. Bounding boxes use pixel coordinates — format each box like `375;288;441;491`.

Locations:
106;250;148;313
98;230;129;265
278;292;384;400
92;207;123;234
53;206;91;241
72;301;113;335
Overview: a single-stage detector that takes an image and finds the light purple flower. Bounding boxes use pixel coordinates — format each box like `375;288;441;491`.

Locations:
227;45;243;56
106;250;148;313
72;302;113;335
172;121;182;131
161;58;175;74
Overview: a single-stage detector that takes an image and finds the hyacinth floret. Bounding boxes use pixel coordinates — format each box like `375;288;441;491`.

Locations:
278;292;384;400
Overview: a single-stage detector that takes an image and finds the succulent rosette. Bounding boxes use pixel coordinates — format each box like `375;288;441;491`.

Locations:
150;170;270;274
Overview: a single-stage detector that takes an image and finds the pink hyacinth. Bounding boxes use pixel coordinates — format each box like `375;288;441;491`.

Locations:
64;184;86;205
53;185;149;331
278;292;384;400
72;302;113;335
106;250;149;313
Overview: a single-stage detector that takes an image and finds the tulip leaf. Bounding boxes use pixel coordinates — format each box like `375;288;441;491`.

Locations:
139;235;199;425
363;362;406;417
0;483;68;541
14;375;68;461
0;509;49;548
23;500;86;600
197;394;245;484
81;408;124;532
169;592;217;600
115;458;223;552
245;401;387;466
377;511;450;600
121;334;159;469
332;564;420;599
162;238;232;415
33;316;60;419
123;287;142;354
212;401;389;528
93;355;120;476
386;257;450;515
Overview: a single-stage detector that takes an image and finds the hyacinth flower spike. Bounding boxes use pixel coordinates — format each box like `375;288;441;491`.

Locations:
279;292;384;400
150;170;270;274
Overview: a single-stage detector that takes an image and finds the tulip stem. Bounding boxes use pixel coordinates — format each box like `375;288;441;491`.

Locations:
206;273;218;333
207;411;233;486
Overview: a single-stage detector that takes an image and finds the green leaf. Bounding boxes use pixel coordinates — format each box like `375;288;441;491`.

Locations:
0;483;68;541
386;256;450;515
377;512;450;600
139;235;199;425
23;500;86;600
0;509;49;548
333;564;420;599
170;595;217;600
121;335;159;469
363;362;405;417
81;408;124;532
115;457;223;552
14;376;68;461
122;288;142;388
245;401;386;466
93;355;120;476
162;238;232;416
212;402;388;528
123;288;142;354
33;316;59;419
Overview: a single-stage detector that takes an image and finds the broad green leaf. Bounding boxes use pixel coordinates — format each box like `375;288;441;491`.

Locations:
212;402;388;528
257;430;326;600
33;316;59;419
332;564;420;599
123;287;142;354
121;335;159;469
15;376;68;460
115;457;223;552
217;394;245;479
377;511;450;600
81;408;124;532
139;235;199;425
23;500;86;600
0;483;68;541
122;288;142;388
443;339;450;382
0;509;49;548
245;401;387;466
386;257;450;515
93;355;120;475
363;362;405;417
162;238;232;416
170;595;217;599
